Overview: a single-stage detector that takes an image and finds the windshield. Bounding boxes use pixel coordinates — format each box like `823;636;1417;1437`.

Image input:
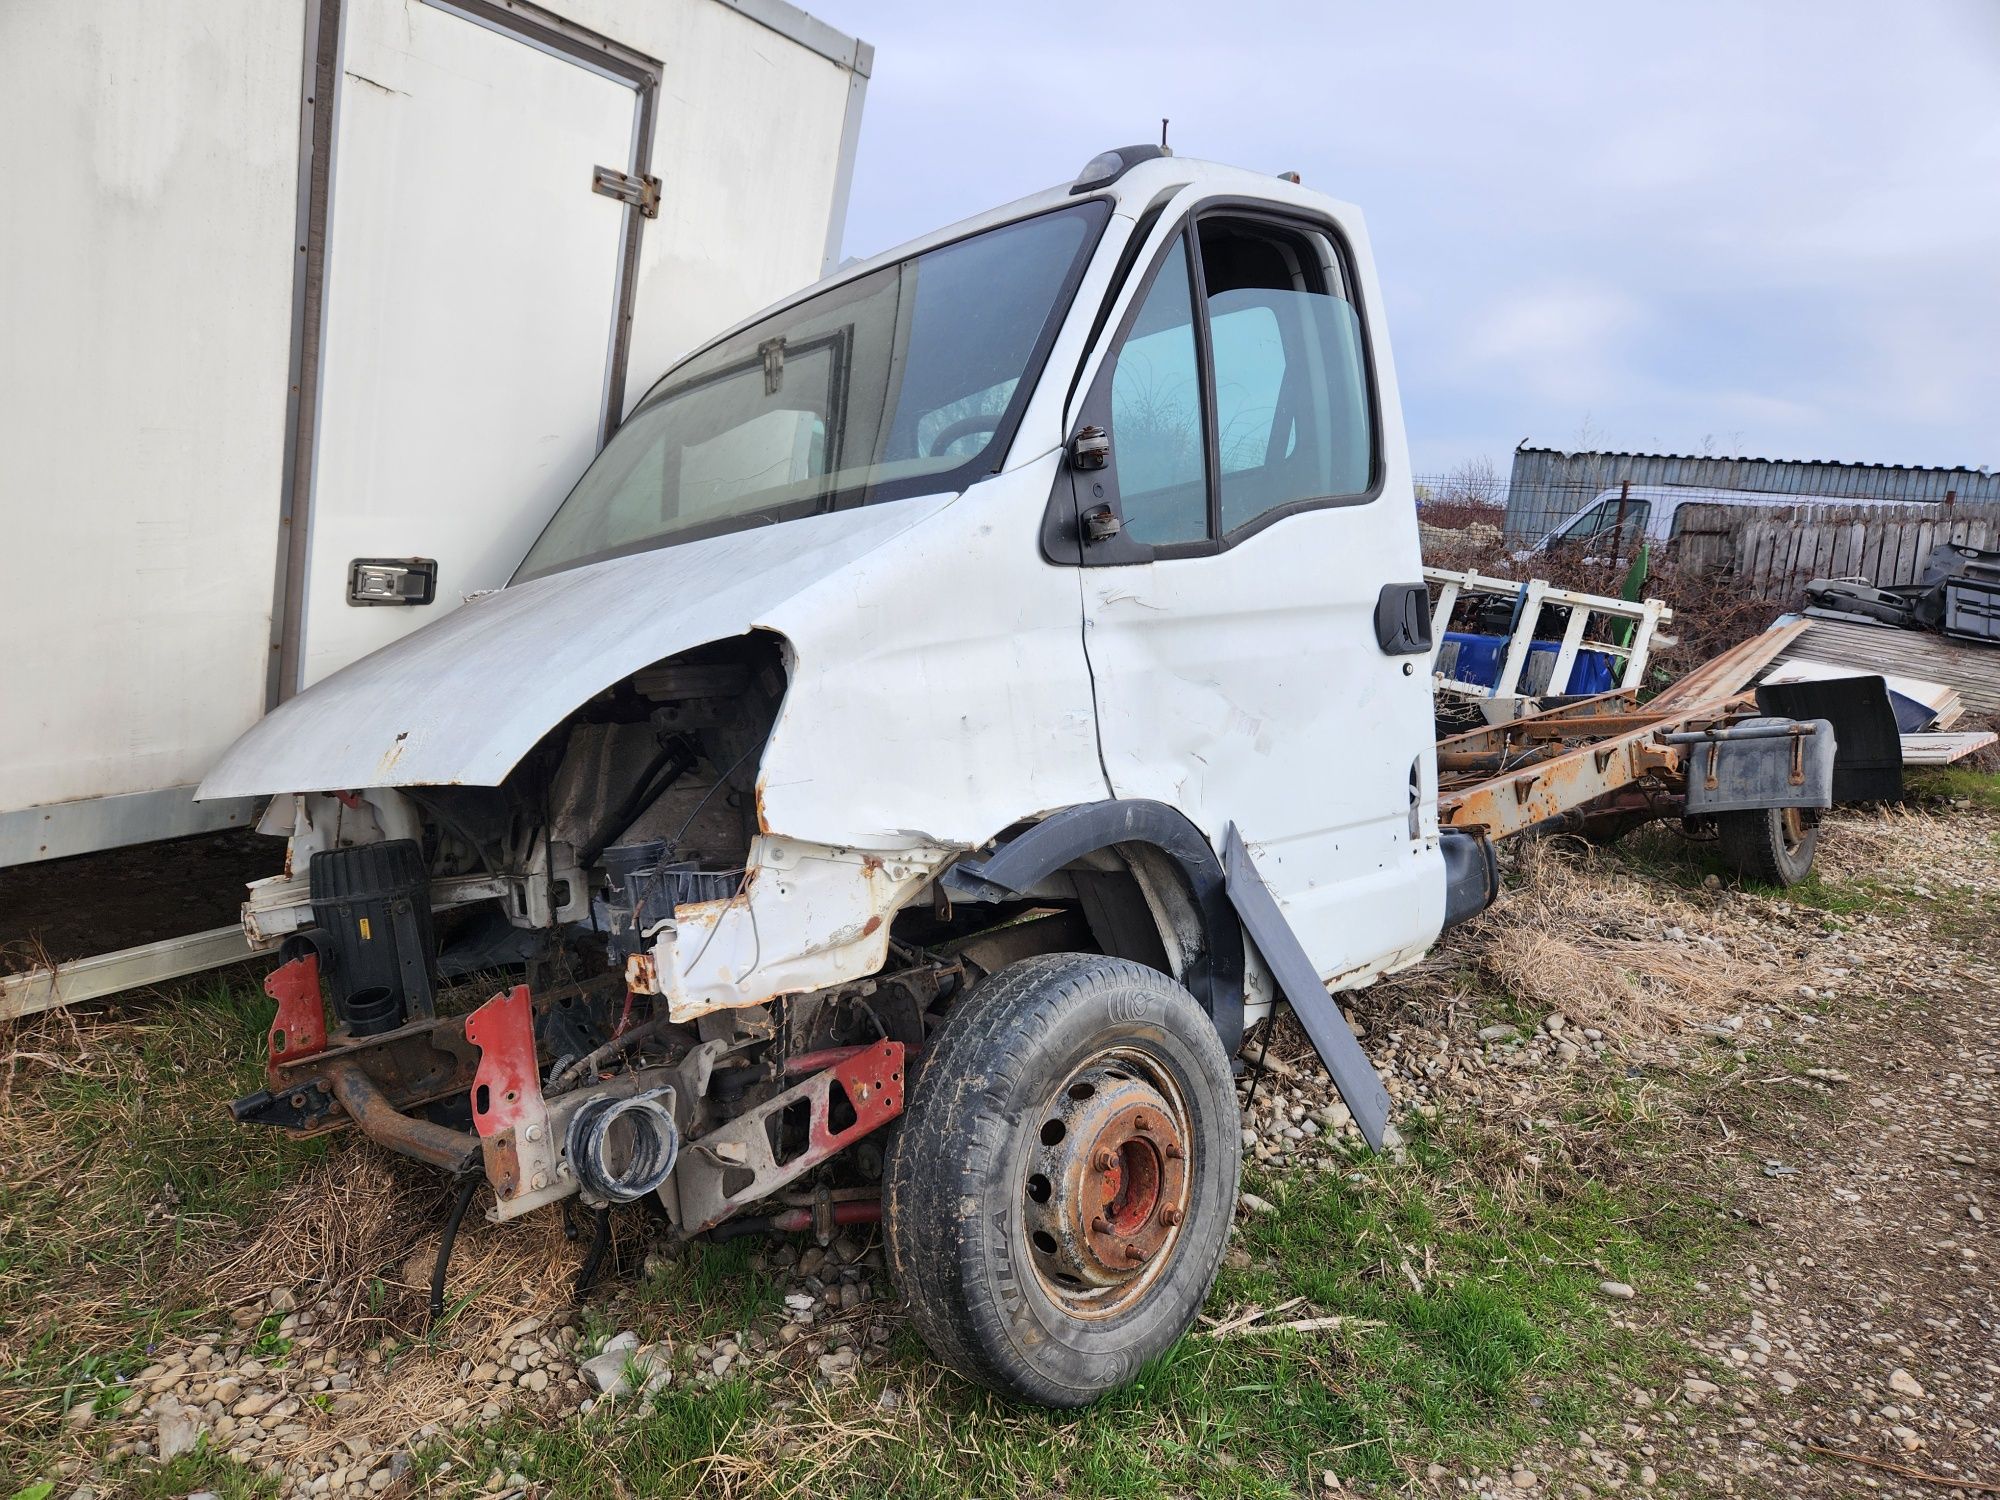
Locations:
513;201;1111;582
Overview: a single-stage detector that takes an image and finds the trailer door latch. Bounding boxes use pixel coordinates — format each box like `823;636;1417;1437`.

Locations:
347;558;437;606
591;164;661;219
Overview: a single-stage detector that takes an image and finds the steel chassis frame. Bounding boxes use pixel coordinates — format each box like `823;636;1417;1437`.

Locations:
1436;621;1808;840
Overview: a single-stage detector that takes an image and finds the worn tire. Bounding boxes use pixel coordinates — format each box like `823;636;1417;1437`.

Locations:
883;953;1239;1406
1716;806;1819;887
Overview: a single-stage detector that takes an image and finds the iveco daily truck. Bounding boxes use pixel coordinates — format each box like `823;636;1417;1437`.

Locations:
203;146;1647;1404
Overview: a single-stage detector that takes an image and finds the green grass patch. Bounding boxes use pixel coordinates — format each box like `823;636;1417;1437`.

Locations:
636;1237;788;1342
422;1111;1724;1498
108;1442;278;1500
0;976;325;1492
1906;764;2000;812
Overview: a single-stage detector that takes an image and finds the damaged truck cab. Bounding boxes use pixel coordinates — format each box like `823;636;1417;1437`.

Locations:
202;147;1500;1404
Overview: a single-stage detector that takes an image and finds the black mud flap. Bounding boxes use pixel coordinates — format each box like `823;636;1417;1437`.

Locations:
1221;824;1392;1152
1756;676;1904;803
1440;828;1499;931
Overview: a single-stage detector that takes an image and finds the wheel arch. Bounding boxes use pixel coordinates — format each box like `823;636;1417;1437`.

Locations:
939;799;1245;1051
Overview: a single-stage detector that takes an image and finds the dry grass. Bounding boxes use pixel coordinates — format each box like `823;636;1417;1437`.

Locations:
1459;838;1825;1035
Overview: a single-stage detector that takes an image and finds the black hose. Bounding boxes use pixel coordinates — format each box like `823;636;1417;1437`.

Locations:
573;1205;613;1297
706;1214;780;1244
429;1175;482;1326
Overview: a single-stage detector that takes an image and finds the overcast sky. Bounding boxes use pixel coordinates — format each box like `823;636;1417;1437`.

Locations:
813;1;1999;480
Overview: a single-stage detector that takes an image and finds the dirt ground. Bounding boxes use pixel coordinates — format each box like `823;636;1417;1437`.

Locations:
1559;813;2000;1499
5;788;1998;1498
0;828;278;968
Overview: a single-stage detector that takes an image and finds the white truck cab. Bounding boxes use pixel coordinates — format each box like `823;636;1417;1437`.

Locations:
201;147;1490;1405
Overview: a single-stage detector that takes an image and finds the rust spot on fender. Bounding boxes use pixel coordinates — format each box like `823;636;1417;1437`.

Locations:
862;914;882;936
375;730;411;779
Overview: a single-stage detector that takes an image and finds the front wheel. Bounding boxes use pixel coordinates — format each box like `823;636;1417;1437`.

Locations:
883;953;1240;1406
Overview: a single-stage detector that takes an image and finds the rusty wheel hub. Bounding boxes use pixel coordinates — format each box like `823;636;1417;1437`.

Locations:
1022;1056;1192;1313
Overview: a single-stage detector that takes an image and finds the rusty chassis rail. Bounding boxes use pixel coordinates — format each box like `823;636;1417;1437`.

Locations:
324;1058;482;1174
1436;622;1809;841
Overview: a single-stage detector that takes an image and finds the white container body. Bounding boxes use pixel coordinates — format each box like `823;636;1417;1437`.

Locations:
0;0;866;864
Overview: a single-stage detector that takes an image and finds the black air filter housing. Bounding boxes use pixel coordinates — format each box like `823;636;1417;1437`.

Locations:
309;838;437;1034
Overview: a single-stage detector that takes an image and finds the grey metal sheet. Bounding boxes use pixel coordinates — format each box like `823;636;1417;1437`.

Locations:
1503;446;2000;542
1;786;262;868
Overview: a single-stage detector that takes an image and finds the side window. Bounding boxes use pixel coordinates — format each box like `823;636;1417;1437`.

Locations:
1108;234;1208;545
1566;497;1649;547
1200;219;1373;535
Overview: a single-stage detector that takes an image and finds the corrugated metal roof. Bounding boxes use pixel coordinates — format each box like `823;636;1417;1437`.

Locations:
1502;447;2000;539
1514;443;1992;478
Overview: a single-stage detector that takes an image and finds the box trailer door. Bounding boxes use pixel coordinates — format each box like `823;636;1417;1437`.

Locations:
293;0;654;689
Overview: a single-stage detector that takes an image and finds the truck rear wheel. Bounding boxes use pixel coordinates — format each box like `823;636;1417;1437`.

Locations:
1716;805;1820;887
884;953;1239;1406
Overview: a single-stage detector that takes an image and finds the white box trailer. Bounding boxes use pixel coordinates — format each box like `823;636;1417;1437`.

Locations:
0;0;869;871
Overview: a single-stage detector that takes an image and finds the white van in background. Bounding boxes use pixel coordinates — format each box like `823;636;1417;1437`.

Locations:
1526;484;1931;558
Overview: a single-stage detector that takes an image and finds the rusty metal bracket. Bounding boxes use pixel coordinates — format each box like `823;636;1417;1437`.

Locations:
591;164;660;218
675;1041;906;1234
324;1059;481;1174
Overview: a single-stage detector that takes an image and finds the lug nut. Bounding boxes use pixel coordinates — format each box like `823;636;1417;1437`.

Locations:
1091;1215;1111;1235
1164;1142;1184;1161
1124;1243;1149;1264
1134;1112;1151;1131
1093;1148;1116;1172
1159;1205;1184;1227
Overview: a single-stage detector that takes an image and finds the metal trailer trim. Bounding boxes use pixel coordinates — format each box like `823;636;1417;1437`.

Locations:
0;786;263;868
714;0;871;74
1220;824;1392;1152
820;43;871;274
0;925;257;1023
269;0;346;707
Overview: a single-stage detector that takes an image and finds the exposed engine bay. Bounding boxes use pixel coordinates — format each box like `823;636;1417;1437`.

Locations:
224;630;1135;1299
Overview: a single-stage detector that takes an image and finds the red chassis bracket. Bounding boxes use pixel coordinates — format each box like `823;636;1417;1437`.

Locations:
676;1040;907;1234
464;985;556;1208
264;953;329;1088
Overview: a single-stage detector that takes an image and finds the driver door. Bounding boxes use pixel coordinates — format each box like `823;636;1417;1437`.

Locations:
1058;201;1442;983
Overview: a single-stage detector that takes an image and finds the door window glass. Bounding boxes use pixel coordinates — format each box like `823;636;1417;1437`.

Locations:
1109;234;1207;545
1201;219;1373;534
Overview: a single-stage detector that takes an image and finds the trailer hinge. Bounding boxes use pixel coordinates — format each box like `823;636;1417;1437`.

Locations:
592;164;661;219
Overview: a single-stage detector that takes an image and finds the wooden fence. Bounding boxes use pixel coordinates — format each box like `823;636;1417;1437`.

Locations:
1667;500;2000;597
